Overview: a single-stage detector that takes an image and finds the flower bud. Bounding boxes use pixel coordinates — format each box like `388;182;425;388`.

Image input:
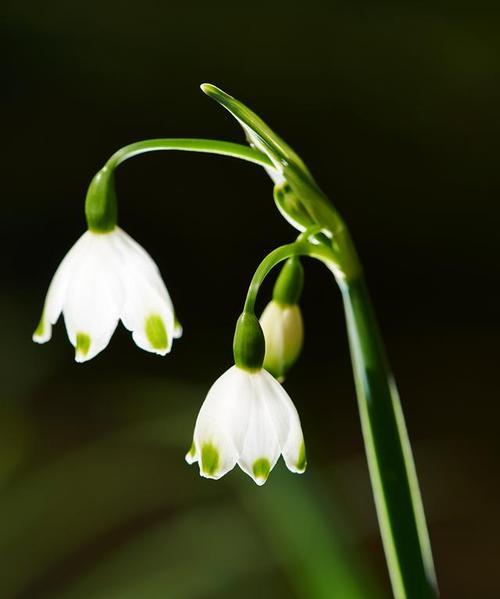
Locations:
260;258;304;381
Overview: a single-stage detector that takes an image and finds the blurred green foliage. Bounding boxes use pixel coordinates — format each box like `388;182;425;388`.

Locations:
0;365;382;598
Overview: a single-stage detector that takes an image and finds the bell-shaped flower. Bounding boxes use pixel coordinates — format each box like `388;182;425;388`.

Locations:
185;365;306;485
186;312;306;485
33;227;181;362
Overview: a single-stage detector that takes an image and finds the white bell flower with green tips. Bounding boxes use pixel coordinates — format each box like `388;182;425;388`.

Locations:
186;312;306;485
33;227;181;362
185;365;306;485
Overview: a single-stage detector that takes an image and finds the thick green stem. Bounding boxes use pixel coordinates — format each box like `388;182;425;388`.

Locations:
339;275;437;599
244;234;437;598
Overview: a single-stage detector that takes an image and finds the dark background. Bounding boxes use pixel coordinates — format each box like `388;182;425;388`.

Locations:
1;1;499;597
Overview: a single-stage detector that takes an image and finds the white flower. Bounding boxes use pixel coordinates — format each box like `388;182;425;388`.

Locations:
33;227;181;362
186;365;306;485
260;301;304;382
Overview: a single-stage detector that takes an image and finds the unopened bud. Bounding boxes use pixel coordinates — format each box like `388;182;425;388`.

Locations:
260;258;305;381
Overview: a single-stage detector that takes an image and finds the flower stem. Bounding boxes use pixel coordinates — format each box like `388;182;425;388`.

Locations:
85;139;273;232
339;274;438;599
242;236;336;314
105;138;274;170
244;233;438;599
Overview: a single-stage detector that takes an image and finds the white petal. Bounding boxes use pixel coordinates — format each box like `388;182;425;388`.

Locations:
256;369;293;447
185;442;198;465
282;414;307;474
267;373;306;473
33;232;90;343
191;366;252;480
63;232;124;362
115;228;176;309
237;371;283;485
254;369;306;473
173;319;183;339
121;277;174;356
114;228;176;355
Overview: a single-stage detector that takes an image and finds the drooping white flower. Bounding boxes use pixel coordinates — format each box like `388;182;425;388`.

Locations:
33;227;181;362
186;365;306;486
260;301;303;383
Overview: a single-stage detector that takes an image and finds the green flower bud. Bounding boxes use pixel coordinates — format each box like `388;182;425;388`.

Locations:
233;312;265;372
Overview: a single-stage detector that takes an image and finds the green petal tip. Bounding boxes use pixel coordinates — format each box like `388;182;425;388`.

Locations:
201;443;219;476
145;314;169;351
296;442;307;472
33;316;45;339
252;458;271;483
76;333;91;359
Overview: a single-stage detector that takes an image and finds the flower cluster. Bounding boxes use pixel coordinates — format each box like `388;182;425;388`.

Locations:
33;89;309;485
34;234;306;485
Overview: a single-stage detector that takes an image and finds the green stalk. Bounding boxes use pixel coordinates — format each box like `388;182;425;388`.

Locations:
339;275;437;598
104;138;273;170
244;237;438;598
85;139;273;232
242;236;336;314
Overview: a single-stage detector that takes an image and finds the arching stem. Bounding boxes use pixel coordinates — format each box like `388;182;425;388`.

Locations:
105;138;274;170
242;235;338;315
85;139;274;233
